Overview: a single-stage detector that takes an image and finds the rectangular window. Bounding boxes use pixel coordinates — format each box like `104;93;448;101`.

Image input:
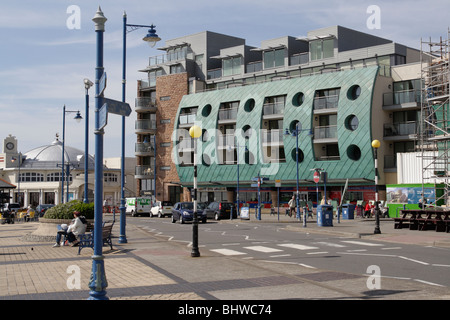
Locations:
223;56;241;77
310;39;334;61
264;48;285;69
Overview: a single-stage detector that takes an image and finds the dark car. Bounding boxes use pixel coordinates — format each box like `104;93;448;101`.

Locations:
171;202;207;224
36;204;55;217
203;201;237;220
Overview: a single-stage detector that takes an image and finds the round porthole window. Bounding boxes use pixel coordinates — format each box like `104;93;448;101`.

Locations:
202;104;212;117
289;120;302;132
344;115;359;131
244;99;255;112
347;144;361;161
292;92;305;107
347;85;361;101
242;125;252;139
291;148;304;162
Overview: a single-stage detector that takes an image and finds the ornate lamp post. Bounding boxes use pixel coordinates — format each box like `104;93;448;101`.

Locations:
83;79;93;203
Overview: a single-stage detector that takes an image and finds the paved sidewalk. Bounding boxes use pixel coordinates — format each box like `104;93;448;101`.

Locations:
0;214;449;301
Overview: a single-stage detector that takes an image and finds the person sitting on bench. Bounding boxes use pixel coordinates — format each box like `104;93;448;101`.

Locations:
53;211;87;247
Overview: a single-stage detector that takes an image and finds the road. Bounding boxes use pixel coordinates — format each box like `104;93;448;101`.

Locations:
128;217;450;288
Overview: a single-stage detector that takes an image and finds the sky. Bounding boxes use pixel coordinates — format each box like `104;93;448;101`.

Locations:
1;0;450;158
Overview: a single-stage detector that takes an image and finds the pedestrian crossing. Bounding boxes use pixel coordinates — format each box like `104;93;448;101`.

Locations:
210;239;392;257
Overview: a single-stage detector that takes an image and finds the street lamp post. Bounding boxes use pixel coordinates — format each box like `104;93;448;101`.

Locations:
285;123;312;227
89;6;108;300
189;125;201;257
120;12;161;244
372;139;381;234
83;79;93;203
61;104;82;204
11;153;21;205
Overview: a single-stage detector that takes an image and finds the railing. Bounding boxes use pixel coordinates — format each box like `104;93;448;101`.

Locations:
135;97;156;111
313;95;339;110
207;68;222;80
135;142;155;154
261;129;284;144
383;89;421;106
135;165;154;177
314;125;337;139
179;113;196;125
135;119;157;131
218;108;238;121
217;134;237;147
383;121;417;137
148;50;189;67
263;102;284;116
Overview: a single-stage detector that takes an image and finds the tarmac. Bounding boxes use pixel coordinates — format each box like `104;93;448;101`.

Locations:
1;211;450;304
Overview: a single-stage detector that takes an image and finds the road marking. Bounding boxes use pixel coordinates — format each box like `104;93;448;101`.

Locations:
341;240;384;247
306;251;328;255
398;256;429;265
210;248;247;256
270;254;291;258
278;243;319;250
244;246;283;253
432;264;450;267
381;247;402;250
313;241;346;248
414;279;444;287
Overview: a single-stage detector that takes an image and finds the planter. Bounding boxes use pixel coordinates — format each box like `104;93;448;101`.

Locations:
22;218;94;242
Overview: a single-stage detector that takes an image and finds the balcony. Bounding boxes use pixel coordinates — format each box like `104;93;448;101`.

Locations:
135;142;155;156
313;95;339;111
314;125;337;141
135;97;157;113
135;165;155;179
218;108;238;123
262;129;284;145
217;134;237;149
290;53;309;66
383;121;417;139
383;89;421;109
263;102;284;119
135;119;157;134
178;112;197;128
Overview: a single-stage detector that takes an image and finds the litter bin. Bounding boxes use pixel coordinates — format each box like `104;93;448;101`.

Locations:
317;205;333;227
341;204;356;219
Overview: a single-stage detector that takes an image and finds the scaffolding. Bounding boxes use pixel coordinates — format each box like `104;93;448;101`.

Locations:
420;30;450;207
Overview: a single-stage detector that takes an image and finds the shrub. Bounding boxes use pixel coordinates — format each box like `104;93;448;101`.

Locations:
44;200;95;220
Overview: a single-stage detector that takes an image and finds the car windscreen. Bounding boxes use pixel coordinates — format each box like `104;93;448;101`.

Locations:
162;202;173;206
221;203;234;209
180;203;193;210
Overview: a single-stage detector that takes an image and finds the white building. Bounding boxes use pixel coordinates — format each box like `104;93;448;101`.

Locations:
0;134;136;208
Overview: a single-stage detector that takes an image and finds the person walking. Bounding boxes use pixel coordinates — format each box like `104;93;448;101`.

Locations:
288;196;296;217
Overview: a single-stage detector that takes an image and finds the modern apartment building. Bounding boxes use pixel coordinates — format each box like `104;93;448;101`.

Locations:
135;25;425;208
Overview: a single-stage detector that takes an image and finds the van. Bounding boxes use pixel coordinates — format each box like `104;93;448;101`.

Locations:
125;197;152;217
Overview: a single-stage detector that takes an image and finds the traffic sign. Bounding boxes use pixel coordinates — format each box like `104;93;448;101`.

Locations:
275;179;281;187
99;103;108;130
103;98;132;117
313;170;320;183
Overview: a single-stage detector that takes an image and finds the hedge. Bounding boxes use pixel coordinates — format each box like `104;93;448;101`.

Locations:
43;200;95;220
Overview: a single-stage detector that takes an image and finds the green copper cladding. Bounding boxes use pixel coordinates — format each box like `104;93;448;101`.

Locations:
174;66;379;187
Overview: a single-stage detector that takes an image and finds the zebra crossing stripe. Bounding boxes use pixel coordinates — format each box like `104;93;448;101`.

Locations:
278;243;319;250
341;240;383;247
210;248;247;256
243;246;283;253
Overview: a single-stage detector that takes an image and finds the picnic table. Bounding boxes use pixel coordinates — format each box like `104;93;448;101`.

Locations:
394;209;450;232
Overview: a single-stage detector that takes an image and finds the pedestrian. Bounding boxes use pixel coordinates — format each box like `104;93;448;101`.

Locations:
364;202;374;218
288;196;296;217
53;211;87;247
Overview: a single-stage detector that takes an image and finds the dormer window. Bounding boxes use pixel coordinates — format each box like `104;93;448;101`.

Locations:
263;48;285;69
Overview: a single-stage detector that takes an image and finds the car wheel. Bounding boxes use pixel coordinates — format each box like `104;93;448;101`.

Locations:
180;218;185;224
158;211;162;218
215;213;220;221
131;210;135;217
171;216;176;223
202;218;207;223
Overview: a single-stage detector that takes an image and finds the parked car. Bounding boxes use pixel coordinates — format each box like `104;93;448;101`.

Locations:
203;201;237;220
171;202;207;224
36;204;55;217
3;203;20;214
150;201;174;218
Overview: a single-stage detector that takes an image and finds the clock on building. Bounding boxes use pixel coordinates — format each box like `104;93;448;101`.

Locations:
6;142;14;151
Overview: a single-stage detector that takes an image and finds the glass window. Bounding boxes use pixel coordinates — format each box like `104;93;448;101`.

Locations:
264;48;285;69
310;39;335;61
223;57;241;77
323;39;334;59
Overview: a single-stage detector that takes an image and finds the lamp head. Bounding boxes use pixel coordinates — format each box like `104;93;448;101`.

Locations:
371;139;380;149
189;125;202;139
74;111;83;123
143;25;161;47
84;78;93;89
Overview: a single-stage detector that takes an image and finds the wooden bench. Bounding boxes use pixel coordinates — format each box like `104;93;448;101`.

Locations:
77;222;114;255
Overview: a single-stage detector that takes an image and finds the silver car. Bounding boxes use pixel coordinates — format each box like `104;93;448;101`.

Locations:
150;201;174;218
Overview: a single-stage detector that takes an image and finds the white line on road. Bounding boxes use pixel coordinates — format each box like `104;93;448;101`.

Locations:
244;246;283;253
398;256;429;265
210;248;247;256
278;243;319;250
341;240;384;246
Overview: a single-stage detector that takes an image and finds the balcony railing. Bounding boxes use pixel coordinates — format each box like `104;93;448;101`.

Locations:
135;119;157;132
313;95;339;110
383;121;417;137
207;68;222;80
218;108;238;121
290;53;309;66
246;61;263;73
314;125;337;139
383;89;421;106
261;129;284;144
135;97;157;112
135;165;155;177
263;102;284;116
135;142;155;155
217;134;237;147
179;113;197;126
